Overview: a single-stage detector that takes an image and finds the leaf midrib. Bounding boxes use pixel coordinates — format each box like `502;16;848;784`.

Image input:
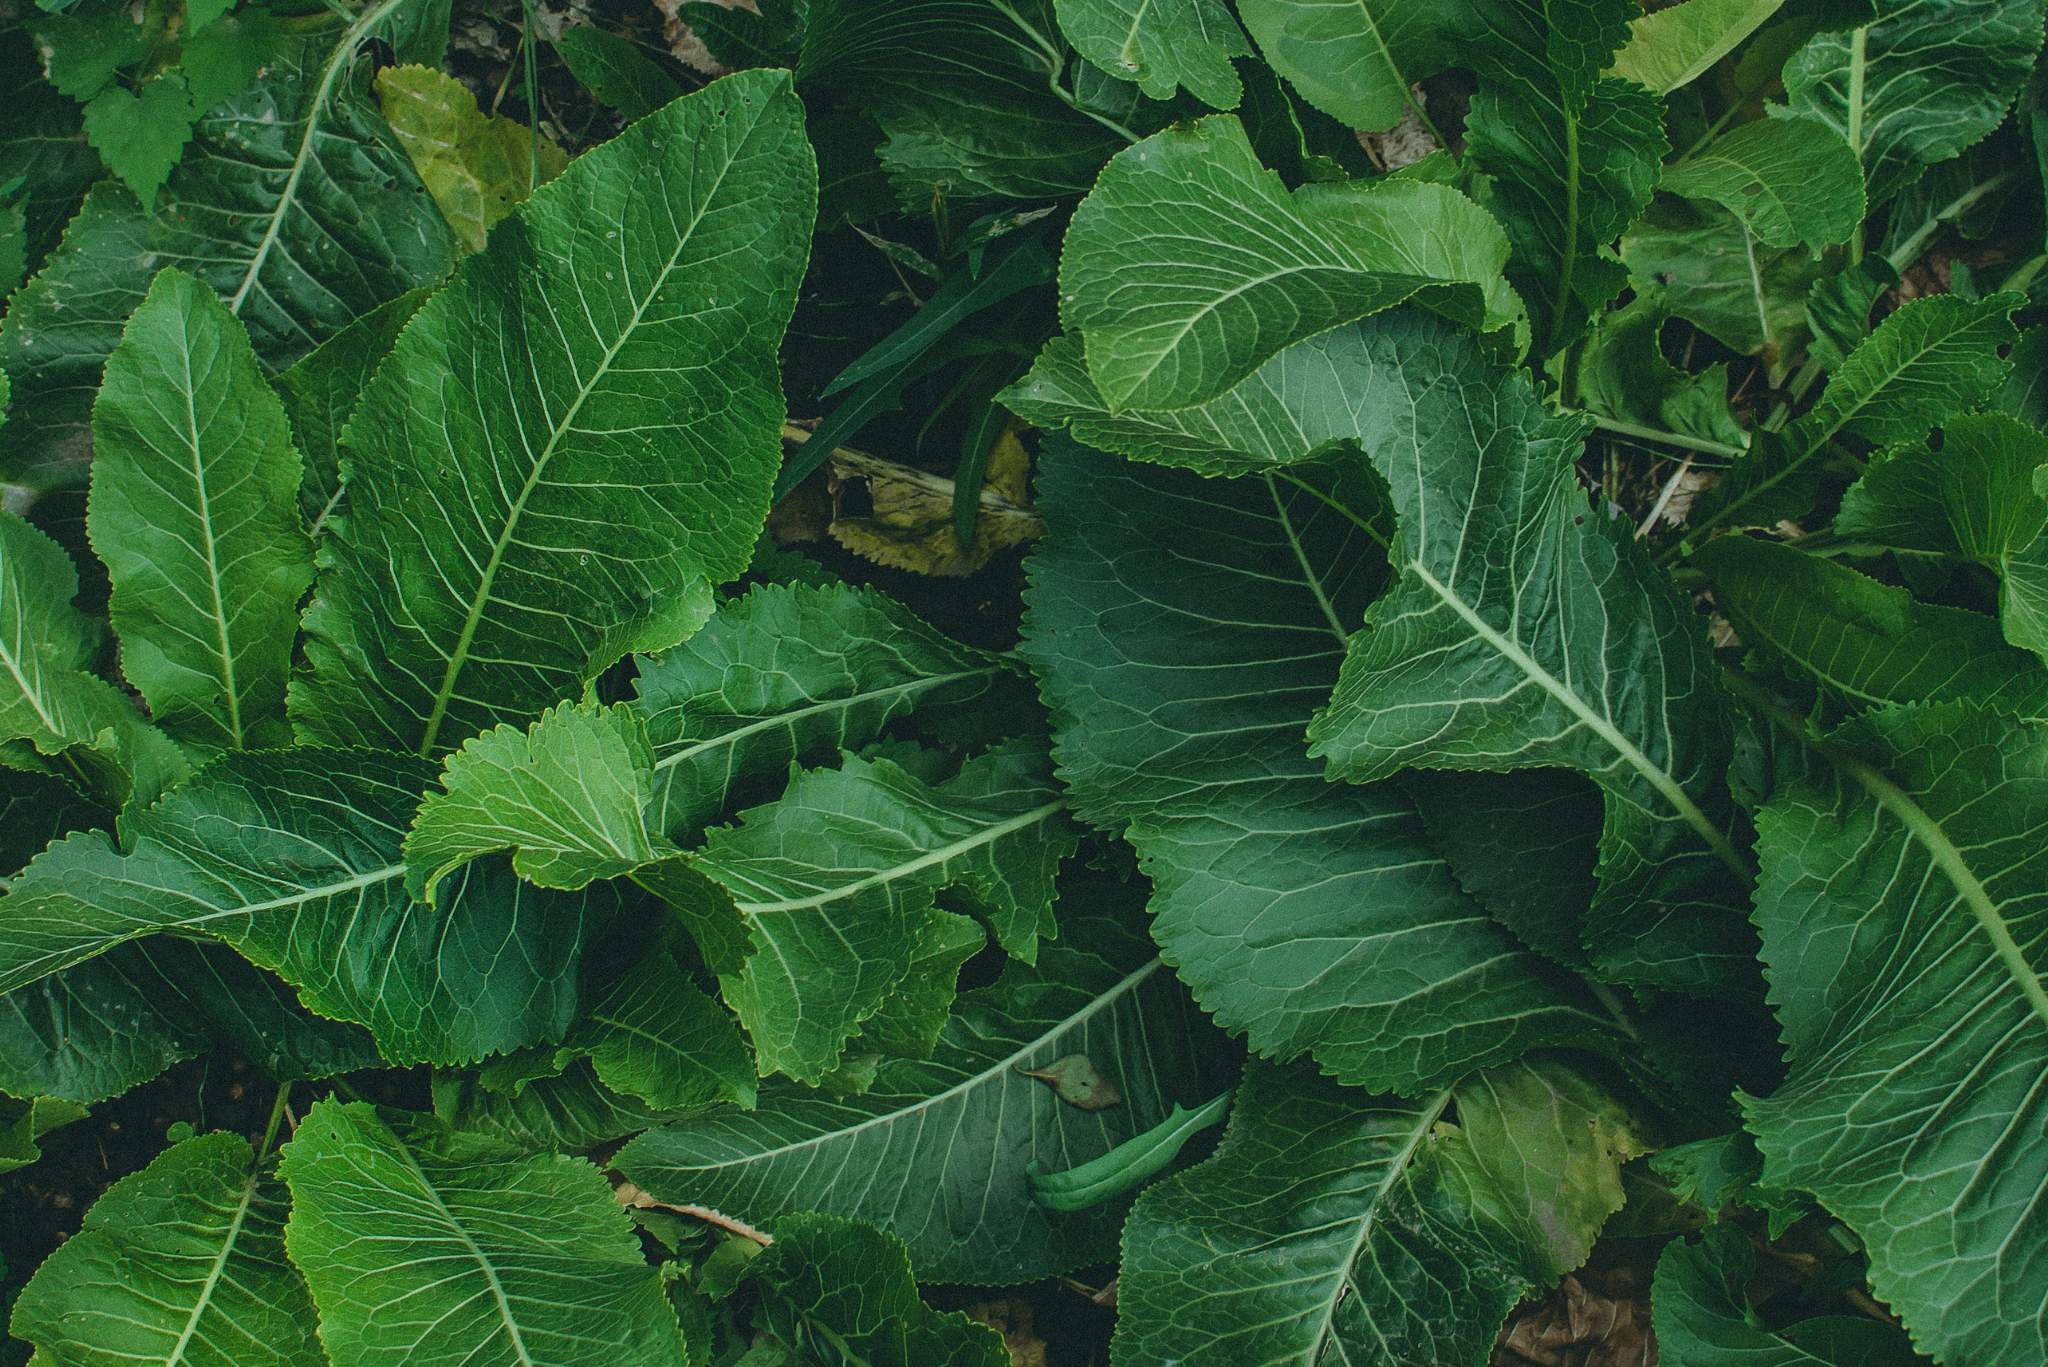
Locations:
1317;1090;1451;1359
162;1162;264;1367
385;1126;539;1366
171;311;246;747
648;666;1002;773
416;101;759;754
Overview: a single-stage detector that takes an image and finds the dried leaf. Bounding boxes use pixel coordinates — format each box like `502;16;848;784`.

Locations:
1018;1053;1123;1110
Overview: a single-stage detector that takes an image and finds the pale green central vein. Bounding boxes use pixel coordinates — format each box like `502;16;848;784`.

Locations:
1119;0;1155;65
1407;560;1753;877
1318;1090;1451;1358
162;1168;262;1367
1844;25;1868;264
731;801;1065;913
388;1134;538;1366
1266;473;1349;643
175;321;244;747
0;636;62;737
649;668;1002;773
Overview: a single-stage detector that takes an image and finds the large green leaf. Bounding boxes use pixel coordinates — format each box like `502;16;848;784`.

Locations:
1059;115;1515;410
11;1131;322;1366
0;950;204;1104
89;267;313;750
1619;200;1830;371
0;748;604;1065
1835;410;2048;660
1659;113;1865;251
663;741;1073;1083
1302;313;1752;992
1784;0;2043;207
272;289;428;536
1113;1056;1647;1365
1237;0;1449;132
1053;0;1250;107
615;923;1218;1283
294;69;815;756
1698;535;2048;721
1021;438;1611;1091
1743;702;2048;1365
433;1059;697;1152
631;582;1006;844
281;1100;690;1364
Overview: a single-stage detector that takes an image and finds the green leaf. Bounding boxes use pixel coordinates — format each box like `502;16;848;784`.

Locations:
1053;0;1250;107
632;582;1008;844
28;6;146;102
0;508;190;807
294;69;816;757
82;76;199;210
1834;410;2048;660
1620;199;1830;371
434;1057;698;1151
745;1214;1005;1366
1660;113;1865;252
0;748;605;1065
1113;1056;1649;1365
271;287;428;535
406;701;667;901
573;945;757;1110
616;923;1220;1283
89;267;314;750
664;742;1073;1083
175;8;285;113
1784;0;2044;207
130;937;386;1083
1652;1223;1922;1366
281;1099;691;1364
1576;288;1748;452
0;950;204;1104
375;63;568;254
12;1130;323;1366
1029;1088;1231;1211
555;27;682;121
1059;115;1517;411
1743;702;2048;1366
1021;437;1612;1089
1699;534;2048;720
1609;0;1786;95
0;1092;85;1174
1237;0;1447;132
1301;313;1753;992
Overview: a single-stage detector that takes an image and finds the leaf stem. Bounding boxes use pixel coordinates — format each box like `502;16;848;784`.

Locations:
1590;415;1746;460
255;1083;293;1164
1844;27;1868;264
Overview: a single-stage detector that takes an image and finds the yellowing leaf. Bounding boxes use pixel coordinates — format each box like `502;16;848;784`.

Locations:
826;434;1043;577
374;64;568;253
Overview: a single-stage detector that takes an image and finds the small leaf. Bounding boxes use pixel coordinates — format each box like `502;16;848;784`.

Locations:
1609;0;1785;95
1238;0;1448;132
1030;1089;1230;1211
1653;1223;1920;1366
573;945;757;1110
1018;1052;1123;1110
83;77;199;211
1053;0;1251;108
374;63;568;254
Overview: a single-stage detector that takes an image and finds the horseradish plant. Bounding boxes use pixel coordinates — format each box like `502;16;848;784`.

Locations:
0;0;2041;1361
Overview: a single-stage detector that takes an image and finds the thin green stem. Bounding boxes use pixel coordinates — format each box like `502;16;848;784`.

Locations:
520;0;542;187
1845;27;1868;264
1591;415;1747;461
1883;169;2019;276
255;1083;292;1164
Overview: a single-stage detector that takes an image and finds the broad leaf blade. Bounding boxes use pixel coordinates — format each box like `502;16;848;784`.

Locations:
294;69;817;756
89;267;313;750
1652;1223;1921;1366
1609;0;1785;95
1238;0;1449;132
374;63;568;253
1053;0;1251;107
1659;113;1865;252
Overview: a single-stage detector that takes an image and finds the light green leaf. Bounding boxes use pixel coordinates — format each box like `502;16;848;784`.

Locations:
405;701;667;901
664;741;1074;1083
82;76;198;210
1660;113;1865;251
573;945;757;1110
632;582;1007;845
616;923;1220;1283
1835;410;2048;660
374;63;568;254
1652;1223;1922;1366
1620;200;1830;371
1059;114;1516;411
271;287;428;535
1743;702;2048;1366
0;509;190;807
1237;0;1448;132
1114;1056;1649;1366
1785;0;2043;206
89;267;313;750
293;69;816;756
12;1130;322;1366
1020;437;1613;1089
282;1099;690;1365
746;1214;1005;1366
1303;313;1753;993
1053;0;1250;107
1698;535;2048;720
555;27;682;121
0;748;605;1065
1029;1088;1231;1212
1609;0;1785;95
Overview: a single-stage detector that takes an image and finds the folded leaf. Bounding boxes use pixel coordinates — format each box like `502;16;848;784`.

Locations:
1784;0;2043;206
616;924;1218;1283
282;1100;691;1364
1659;112;1865;252
294;69;816;756
1303;313;1752;992
0;748;604;1065
89;267;314;750
12;1131;322;1366
374;63;569;253
1022;438;1611;1090
1744;702;2048;1366
1113;1056;1648;1365
1698;534;2048;720
1238;0;1448;132
1053;0;1250;107
632;582;1007;843
1059;115;1516;410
